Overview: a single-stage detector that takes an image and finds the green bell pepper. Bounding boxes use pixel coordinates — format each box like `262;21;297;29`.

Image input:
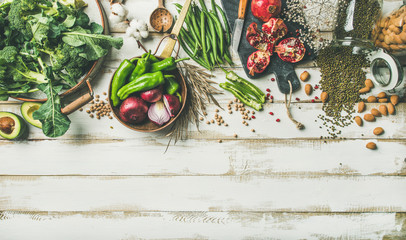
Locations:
150;57;189;73
117;71;168;100
110;59;135;107
165;76;180;95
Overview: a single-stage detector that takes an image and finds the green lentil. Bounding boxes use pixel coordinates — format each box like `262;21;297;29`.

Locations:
316;45;369;138
335;0;381;40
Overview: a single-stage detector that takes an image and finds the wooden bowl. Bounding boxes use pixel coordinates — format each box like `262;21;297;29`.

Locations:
108;57;187;133
13;0;108;103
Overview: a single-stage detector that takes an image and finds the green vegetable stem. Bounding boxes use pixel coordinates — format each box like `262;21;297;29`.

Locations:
110;59;135;107
150;57;190;73
117;71;166;100
165;76;180;95
129;51;152;82
141;52;160;63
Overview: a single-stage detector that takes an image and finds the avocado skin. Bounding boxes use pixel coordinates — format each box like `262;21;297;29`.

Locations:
0;112;28;140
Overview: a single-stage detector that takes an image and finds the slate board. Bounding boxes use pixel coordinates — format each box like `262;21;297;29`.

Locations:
220;0;315;94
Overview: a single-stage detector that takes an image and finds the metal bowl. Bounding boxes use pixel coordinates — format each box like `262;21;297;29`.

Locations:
108;57;187;133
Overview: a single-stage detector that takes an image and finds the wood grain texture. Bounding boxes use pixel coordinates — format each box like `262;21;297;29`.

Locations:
0;211;405;240
0;176;405;212
0;139;405;176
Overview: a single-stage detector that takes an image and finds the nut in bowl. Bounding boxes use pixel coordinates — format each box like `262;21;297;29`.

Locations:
108;53;188;132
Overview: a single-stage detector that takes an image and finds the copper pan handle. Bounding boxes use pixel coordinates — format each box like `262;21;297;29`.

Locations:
61;79;94;115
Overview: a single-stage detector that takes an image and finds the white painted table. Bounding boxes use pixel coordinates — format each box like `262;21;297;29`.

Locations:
1;0;405;239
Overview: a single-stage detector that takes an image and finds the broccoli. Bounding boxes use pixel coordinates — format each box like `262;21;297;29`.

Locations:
0;46;47;84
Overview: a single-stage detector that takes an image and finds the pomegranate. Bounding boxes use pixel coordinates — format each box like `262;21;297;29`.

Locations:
247;50;271;76
262;18;288;42
251;0;282;22
246;22;273;53
276;37;306;63
246;18;287;54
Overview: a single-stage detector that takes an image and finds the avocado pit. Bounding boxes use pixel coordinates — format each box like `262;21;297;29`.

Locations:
0;117;15;135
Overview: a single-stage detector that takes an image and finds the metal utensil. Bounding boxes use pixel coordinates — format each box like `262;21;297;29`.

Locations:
150;0;174;33
231;0;248;53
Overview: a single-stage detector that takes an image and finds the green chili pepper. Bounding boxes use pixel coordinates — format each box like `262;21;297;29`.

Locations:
117;71;165;100
150;57;189;72
141;52;160;63
110;59;135;107
129;52;152;82
220;67;265;104
220;82;263;111
165;76;180;95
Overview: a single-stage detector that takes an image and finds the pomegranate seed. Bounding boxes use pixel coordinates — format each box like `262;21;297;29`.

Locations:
311;99;315;103
276;118;281;122
315;96;319;100
269;112;274;115
271;78;275;82
266;88;271;92
314;85;319;89
270;95;274;99
296;33;300;36
303;5;307;9
252;115;256;119
295;97;300;101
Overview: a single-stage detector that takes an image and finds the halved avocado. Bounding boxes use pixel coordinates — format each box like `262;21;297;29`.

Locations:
0;112;28;140
21;102;42;129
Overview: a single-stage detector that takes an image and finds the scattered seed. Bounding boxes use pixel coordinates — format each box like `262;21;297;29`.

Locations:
276;118;281;122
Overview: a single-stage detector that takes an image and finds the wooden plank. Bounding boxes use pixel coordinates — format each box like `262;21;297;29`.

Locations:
0;211;405;239
0;101;404;140
0;139;405;176
0;176;405;212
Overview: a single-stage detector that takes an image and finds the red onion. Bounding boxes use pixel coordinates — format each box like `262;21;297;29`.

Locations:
163;94;180;117
148;101;170;126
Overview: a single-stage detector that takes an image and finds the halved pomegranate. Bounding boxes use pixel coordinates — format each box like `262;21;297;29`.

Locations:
246;18;287;54
262;18;288;43
246;22;273;53
251;0;282;22
275;37;306;63
247;50;271;76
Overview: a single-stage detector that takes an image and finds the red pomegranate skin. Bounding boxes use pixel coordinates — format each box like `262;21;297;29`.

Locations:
247;50;271;76
251;0;282;22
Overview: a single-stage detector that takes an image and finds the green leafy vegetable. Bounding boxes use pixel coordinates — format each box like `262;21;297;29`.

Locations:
0;0;123;137
33;67;71;138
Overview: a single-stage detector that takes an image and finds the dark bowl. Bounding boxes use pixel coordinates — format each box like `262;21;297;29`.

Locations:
108;57;187;133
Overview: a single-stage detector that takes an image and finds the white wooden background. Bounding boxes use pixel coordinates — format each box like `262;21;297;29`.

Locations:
1;0;406;239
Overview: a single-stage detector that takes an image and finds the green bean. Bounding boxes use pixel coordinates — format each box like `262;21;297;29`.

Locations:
205;11;219;65
209;12;225;57
200;11;210;65
198;0;208;12
216;4;231;46
178;35;211;70
211;0;219;18
180;28;199;57
224;49;234;66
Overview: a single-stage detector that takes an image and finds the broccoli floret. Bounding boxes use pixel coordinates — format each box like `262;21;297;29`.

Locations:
0;46;47;84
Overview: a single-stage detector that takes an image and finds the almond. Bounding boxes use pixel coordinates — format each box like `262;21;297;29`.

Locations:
305;84;312;96
300;71;310;82
366;142;377;150
359;87;370;94
358;102;366;113
367;96;377;103
378;98;388;103
373;127;384;136
354;116;363;126
320;92;328;103
377;92;386;98
365;79;374;88
390;95;399;105
387;103;396;115
371;108;381;117
379;105;388;116
364;114;375;122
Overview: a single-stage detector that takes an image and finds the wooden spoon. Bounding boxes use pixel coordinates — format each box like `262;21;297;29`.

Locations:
150;0;173;33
